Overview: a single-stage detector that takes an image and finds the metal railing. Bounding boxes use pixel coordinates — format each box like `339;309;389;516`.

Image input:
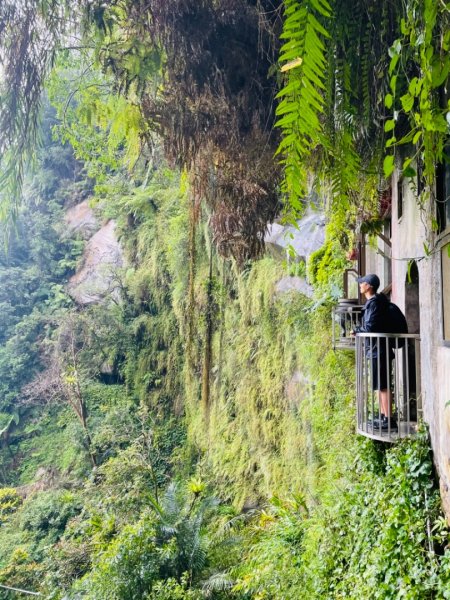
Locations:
332;303;363;350
356;333;422;442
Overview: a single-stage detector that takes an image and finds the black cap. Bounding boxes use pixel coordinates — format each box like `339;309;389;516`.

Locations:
357;273;380;291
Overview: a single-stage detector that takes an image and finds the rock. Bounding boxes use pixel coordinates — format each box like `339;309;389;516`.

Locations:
68;220;124;305
265;209;326;262
285;369;309;409
17;467;59;498
64;199;98;239
275;276;313;297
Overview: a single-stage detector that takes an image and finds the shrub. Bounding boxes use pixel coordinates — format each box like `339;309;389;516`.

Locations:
0;488;22;524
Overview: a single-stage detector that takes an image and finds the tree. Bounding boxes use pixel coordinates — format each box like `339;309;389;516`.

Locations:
22;313;98;468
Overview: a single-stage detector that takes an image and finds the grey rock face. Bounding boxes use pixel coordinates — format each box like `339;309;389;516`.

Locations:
68;220;124;305
64;200;98;239
65;201;124;305
266;210;325;298
265;210;326;262
275;276;313;297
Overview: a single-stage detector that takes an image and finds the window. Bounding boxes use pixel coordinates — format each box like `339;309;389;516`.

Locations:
436;158;450;233
442;244;450;342
417;158;425;196
397;178;403;220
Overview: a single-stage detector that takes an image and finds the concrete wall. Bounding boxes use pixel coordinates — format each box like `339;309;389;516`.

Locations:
364;230;391;294
390;171;450;517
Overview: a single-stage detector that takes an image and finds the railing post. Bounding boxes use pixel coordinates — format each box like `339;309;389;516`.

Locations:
332;304;363;350
405;339;410;437
415;338;422;422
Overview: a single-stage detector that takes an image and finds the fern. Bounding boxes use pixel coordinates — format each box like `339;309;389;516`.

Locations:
276;0;332;213
276;0;405;235
202;572;234;596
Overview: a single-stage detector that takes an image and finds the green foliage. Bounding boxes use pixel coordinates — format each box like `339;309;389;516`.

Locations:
0;488;22;524
77;483;226;600
0;546;43;600
276;0;450;233
232;434;450;599
13;406;91;484
299;433;450;599
0;0;70;218
1;145;450;600
276;0;331;209
187;257;342;505
0;106;81;416
307;239;348;293
79;516;161;599
17;490;82;549
232;496;305;598
276;0;386;219
385;1;450;194
0;490;81;596
1;15;450;600
47;57;150;181
146;576;202;600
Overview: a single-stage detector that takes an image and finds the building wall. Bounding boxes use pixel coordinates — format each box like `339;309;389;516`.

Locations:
391;171;450;516
364;232;391;294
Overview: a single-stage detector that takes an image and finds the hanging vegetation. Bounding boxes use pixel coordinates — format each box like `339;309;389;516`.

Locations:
89;0;284;263
0;0;284;263
0;1;74;219
276;0;450;237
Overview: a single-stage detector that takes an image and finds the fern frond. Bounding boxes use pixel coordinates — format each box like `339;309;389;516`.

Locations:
276;0;332;213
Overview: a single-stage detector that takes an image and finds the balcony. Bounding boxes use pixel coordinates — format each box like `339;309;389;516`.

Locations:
332;301;363;350
356;333;422;442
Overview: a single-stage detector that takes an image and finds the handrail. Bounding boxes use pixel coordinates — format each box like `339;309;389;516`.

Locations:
332;304;363;350
355;332;420;339
0;583;42;596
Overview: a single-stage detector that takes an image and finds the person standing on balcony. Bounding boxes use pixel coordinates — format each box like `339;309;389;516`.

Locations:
352;274;396;430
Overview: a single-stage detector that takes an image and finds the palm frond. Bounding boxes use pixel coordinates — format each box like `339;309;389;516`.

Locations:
202;572;234;597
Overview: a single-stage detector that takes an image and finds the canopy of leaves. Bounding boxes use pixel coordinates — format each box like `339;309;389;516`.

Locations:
0;0;284;263
276;0;450;238
89;0;284;263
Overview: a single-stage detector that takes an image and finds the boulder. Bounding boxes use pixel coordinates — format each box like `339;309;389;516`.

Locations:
64;199;98;239
68;220;124;305
275;276;313;297
265;210;326;262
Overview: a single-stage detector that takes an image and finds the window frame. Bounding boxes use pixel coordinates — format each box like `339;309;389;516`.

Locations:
440;238;450;346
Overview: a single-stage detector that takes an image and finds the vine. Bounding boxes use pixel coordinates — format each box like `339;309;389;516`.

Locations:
384;1;450;201
276;0;450;237
276;0;332;210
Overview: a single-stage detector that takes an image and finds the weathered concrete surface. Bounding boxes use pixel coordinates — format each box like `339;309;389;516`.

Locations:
390;170;450;519
67;219;124;305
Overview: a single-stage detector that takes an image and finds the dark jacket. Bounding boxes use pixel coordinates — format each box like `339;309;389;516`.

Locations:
355;293;392;357
357;293;390;334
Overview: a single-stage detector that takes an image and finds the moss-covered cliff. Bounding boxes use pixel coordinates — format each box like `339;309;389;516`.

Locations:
1;2;450;598
1;135;450;597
